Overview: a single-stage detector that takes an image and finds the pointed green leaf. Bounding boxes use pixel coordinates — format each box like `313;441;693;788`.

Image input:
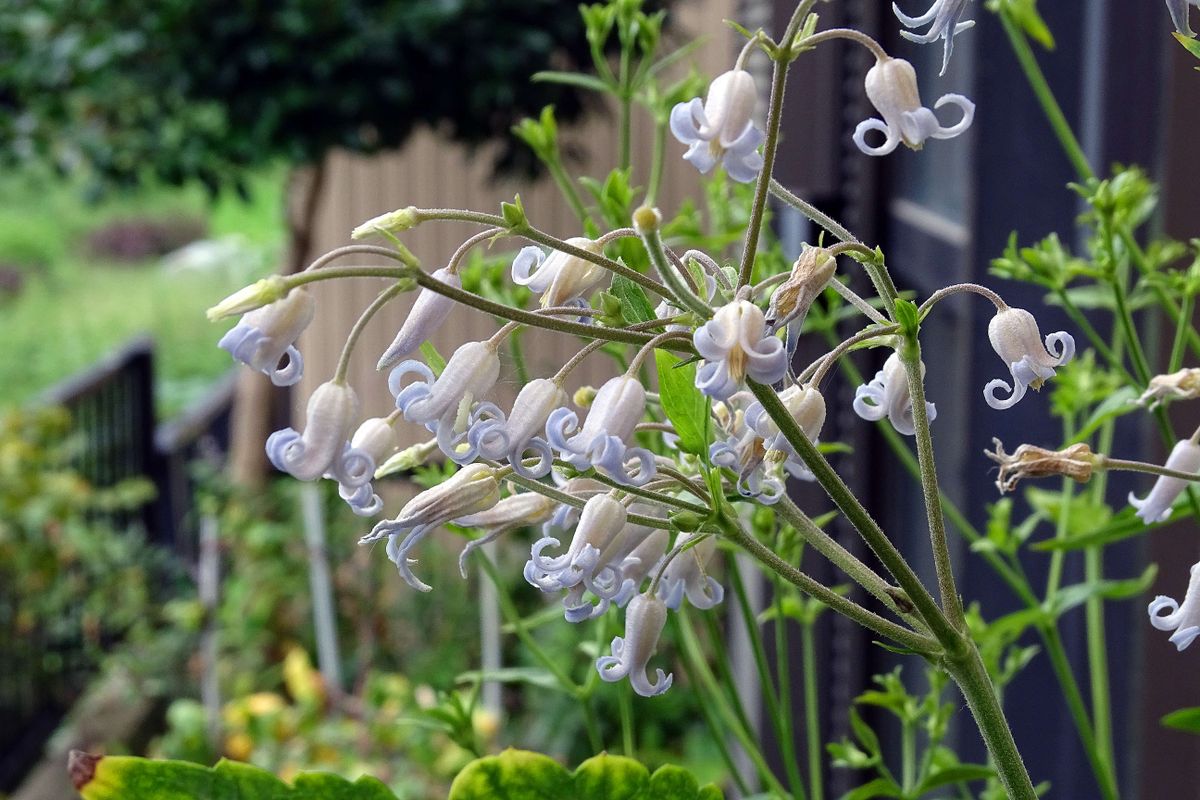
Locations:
655;351;709;455
610;274;656;323
1162;706;1200;734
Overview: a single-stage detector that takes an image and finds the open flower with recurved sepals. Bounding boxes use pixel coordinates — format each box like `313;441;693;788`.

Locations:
984;307;1075;410
853;352;936;436
359;463;501;592
1128;437;1200;524
219;287;315;386
1167;0;1200;36
854;57;974;156
1149;560;1200;651
892;0;975;75
670;69;765;183
546;374;656;486
511;238;606;310
693;300;789;401
656;531;724;611
595;593;674;697
267;381;361;482
524;493;628;602
473;378;569;479
336;417;402;517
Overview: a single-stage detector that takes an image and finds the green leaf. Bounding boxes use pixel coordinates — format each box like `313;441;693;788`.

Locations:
449;749;571;799
838;777;903;800
531;70;612;93
70;752;398;800
1046;564;1158;617
915;764;996;793
655;350;710;456
893;298;920;337
1173;32;1200;63
610;274;656;323
420;341;447;376
1069;386;1139;442
1162;706;1200;734
455;666;564;691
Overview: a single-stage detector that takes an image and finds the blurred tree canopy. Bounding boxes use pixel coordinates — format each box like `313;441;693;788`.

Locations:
0;0;599;196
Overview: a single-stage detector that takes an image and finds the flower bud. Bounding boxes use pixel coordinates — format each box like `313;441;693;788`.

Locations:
207;276;289;321
351;206;421;239
377;268;461;369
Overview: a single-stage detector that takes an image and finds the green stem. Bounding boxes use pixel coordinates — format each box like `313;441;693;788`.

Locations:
745;380;958;649
675;613;791;799
718;517;937;654
738;55;789;287
1169;290;1195;373
333;283;404;382
645;118;668;207
800;615;823;800
1054;289;1137;386
617;682;635;757
702;613;758;736
996;9;1094;182
509;327;530;385
636;215;713;317
901;720;916;795
897;336;966;629
728;566;807;800
547;156;592;226
769;179;859;244
945;645;1038;800
1108;274;1153;385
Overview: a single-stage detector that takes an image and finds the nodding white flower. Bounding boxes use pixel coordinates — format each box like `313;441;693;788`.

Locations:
455;492;557;577
1149;561;1200;650
670;69;765;183
853;352;936;436
219;287;315;386
546;375;656;486
377;268;461;370
391;340;502;461
984;307;1075;410
511;238;605;309
524;494;627;595
892;0;975;75
1167;0;1200;36
1128;438;1200;523
693;300;789;401
747;383;826;454
766;246;836;354
473;378;569;479
656;531;724;611
266;381;360;482
596;593;674;697
359;463;500;591
333;417;401;517
854;57;974;156
560;505;661;622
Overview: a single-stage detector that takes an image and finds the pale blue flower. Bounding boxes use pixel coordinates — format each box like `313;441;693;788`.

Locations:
656;532;724;611
546;375;656;486
670;70;764;183
693;300;789;401
596;593;674;697
219;287;314;386
893;0;975;75
1149;561;1200;650
1129;438;1200;523
855;58;974;156
984;307;1074;410
853;353;936;436
1167;0;1200;36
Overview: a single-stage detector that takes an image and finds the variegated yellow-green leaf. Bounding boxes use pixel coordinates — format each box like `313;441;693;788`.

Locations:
447;749;724;800
69;751;398;800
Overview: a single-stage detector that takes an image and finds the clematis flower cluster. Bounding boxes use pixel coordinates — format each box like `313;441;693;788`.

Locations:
205;5;1109;702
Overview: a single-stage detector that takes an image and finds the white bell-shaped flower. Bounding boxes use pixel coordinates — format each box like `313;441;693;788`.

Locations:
746;383;826;455
984;307;1075;410
218;287;315;386
656;531;724;611
561;506;659;622
1149;561;1200;651
474;378;568;479
596;593;674;697
892;0;975;75
853;352;937;436
377;268;462;369
511;238;605;309
1167;0;1200;37
359;463;500;591
391;341;502;463
266;381;359;482
1128;438;1200;523
455;492;557;577
524;493;627;594
334;417;400;517
670;69;765;183
854;57;974;156
693;300;789;400
546;375;656;486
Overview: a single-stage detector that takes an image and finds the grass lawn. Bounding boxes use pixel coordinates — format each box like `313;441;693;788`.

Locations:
0;167;285;416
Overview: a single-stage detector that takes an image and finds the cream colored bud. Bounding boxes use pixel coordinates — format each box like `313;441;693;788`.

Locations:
352;206;421;239
207;276;289;321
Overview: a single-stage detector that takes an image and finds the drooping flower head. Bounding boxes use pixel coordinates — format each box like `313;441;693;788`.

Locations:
377;268;462;369
360;463;500;591
892;0;975;75
474;378;568;479
693;300;789;401
596;593;674;697
669;70;765;183
854;57;974;156
546;375;656;486
219;287;315;386
511;238;606;309
390;340;502;463
1166;0;1200;37
1148;560;1200;651
524;493;628;596
656;531;724;611
853;352;936;436
266;380;360;482
337;417;402;516
984;307;1074;410
1128;438;1200;524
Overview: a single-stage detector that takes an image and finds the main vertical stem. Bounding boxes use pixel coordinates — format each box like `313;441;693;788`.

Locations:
738;55;789;286
948;645;1039;800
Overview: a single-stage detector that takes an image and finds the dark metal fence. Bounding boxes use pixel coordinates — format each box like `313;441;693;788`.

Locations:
0;338;234;791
